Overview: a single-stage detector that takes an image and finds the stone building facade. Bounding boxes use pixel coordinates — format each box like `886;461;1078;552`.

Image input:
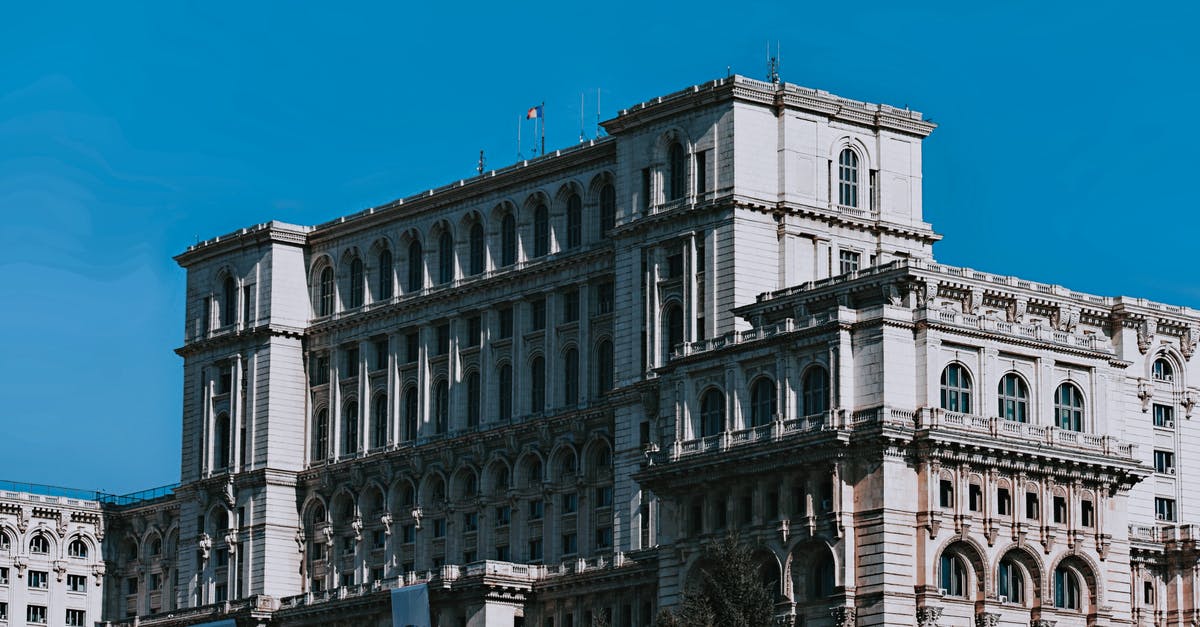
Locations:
4;74;1199;626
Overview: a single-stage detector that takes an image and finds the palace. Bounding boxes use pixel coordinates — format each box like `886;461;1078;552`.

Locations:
2;75;1198;627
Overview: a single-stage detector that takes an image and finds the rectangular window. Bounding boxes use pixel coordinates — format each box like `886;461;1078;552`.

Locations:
641;168;651;211
433;518;446;538
1081;500;1095;527
311;354;330;385
374;337;389;371
463;549;477;563
26;605;46;625
498;307;514;339
373;529;386;549
639;421;650;446
528;538;543;561
595;486;613;508
436;323;450;355
839;250;861;275
998;488;1011;516
467;315;482;347
561;289;579;323
695;150;708;194
561;492;577;514
0;602;6;621
528;499;544;520
596;282;614;315
1156;497;1176;521
939;480;954;508
126;577;138;595
402;524;416;543
149;573;161;591
215;583;228;602
530;298;546;331
344;345;360;378
1053;496;1067;524
561;532;577;555
217;363;232;395
667;252;684;278
968;484;982;512
463;512;478;532
495;505;511;527
1154;404;1175;428
371;566;384;582
1026;493;1039;520
65;608;86;626
1154;450;1176;474
242;284;253;325
495;545;510;561
0;566;7;584
405;331;420;363
29;570;48;589
216;548;229;567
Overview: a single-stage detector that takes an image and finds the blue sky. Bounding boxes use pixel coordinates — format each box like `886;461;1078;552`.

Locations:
2;3;1196;492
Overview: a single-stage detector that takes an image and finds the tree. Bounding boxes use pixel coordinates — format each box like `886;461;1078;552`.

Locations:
656;534;776;627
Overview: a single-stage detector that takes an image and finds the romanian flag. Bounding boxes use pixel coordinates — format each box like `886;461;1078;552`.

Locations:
526;105;543;120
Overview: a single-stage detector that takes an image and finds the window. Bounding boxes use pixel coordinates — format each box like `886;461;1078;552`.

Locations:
319;267;334;316
1054;383;1084;432
0;566;8;584
348;257;364;308
1153;403;1174;428
310;354;330;385
1154;450;1175;474
495;505;511;526
401;525;416;543
998;488;1011;516
466;372;481;428
838;250;860;274
495;545;510;561
561;289;579;323
802;367;830;416
666;252;683;278
0;602;6;621
1155;497;1176;521
533;204;550;257
695;150;707;195
342;401;359;455
561;492;578;514
29;570;48;589
0;532;8;551
998;558;1024;604
149;573;161;591
378;249;393;299
218;362;233;395
566;193;582;249
29;534;48;554
562;532;577;555
313;408;329;460
968;484;982;512
813;556;836;599
372;394;388;449
1152;358;1174;382
998;373;1029;422
222;276;237;326
463;512;478;532
437;231;454;285
1026;492;1039;520
665;304;683;354
215;583;227;602
837;148;859;207
434;381;449;434
403;388;418;441
750;378;776;427
68;538;88;558
595;281;614;315
467;315;482;347
1081;500;1095;527
214;412;232;469
939;480;954;508
501;213;518;266
432;518;446;538
26;605;46;625
407;239;424;292
529;498;544;520
436;323;450;355
940;364;972;413
563;348;579;406
531;357;546;413
468;223;485;276
599;183;616;232
595;527;613;550
596;486;613;508
1053;496;1067;524
528;538;543;561
939;554;967;597
373;337;389;371
700;389;725;437
498;306;514;339
345;345;360;378
405;331;420;363
667;142;686;201
530;298;546;331
640;168;651;211
595;340;614;394
1054;567;1081;610
498;364;513;422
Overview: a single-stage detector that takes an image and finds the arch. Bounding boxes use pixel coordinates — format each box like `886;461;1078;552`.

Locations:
582;436;613;479
565;191;583;249
387;478;417;513
516;451;544;489
940;362;973;413
221;274;238;326
699;387;726;437
140;530;163;561
997;372;1030;422
935;538;988;600
752;547;785;601
376;246;394;301
532;202;550;257
497;362;514;422
530;355;546;413
994;544;1042;606
594;337;614;395
346;255;364;309
749;376;777;427
499;209;518;267
0;527;11;551
484;457;512;495
27;530;54;556
309;256;336;318
1054;382;1084;431
204;504;233;536
406;237;425;292
433;379;449;434
402;385;419;442
563;346;580;406
66;534;93;559
466;370;482;428
435;226;455;285
215;411;232;469
589;171;617;234
312;406;330;461
801;365;830;416
420;471;448;506
371;392;388;449
468;221;486;276
663;301;684;357
301;495;329;527
330;490;358;526
667;141;687;201
1151;351;1181;383
788;539;839;604
451;465;480;501
836;147;860;208
1049;553;1100;613
342;398;360;455
549;443;579;481
118;534;139;564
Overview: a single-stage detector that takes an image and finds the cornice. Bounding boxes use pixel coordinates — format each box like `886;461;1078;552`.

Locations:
175;221;311;268
176;323;306;358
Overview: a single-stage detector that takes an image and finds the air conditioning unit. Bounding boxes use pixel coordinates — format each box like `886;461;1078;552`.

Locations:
998;595;1008;604
1168;468;1177;475
1165;419;1175;428
1156;513;1167;521
938;588;948;596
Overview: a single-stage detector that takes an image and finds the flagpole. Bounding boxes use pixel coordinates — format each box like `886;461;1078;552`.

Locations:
517;114;522;160
540;100;546;156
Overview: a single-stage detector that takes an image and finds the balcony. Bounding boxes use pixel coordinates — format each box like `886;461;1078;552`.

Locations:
920;408;1137;459
916;307;1113;353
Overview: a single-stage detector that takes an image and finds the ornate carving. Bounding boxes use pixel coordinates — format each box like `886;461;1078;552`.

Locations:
1184;325;1199;360
56;514;68;538
350;516;363;542
1137;378;1153;413
91;562;106;585
380;512;393;535
1138;318;1157;354
1010;298;1028;323
1184;388;1198;419
295;528;306;553
1058;306;1079;332
411;507;423;531
923;281;939;307
221;479;235;509
16;507;28;533
916;606;942;627
197;533;212;563
884;283;902;306
830;606;855;627
975;612;999;627
968;289;984;315
1030;620;1056;627
320;525;333;546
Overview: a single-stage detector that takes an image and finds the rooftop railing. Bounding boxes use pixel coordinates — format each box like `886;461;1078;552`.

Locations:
0;480;178;507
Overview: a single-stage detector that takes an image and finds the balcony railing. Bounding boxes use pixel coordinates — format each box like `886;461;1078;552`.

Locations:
921;408;1136;459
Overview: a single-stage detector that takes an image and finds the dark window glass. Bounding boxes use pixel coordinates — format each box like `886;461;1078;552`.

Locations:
533;204;549;257
750;378;776;427
940;364;972;413
599;183;616;232
838;148;859;208
319;267;334;316
222;276;237;326
313;409;329;461
437;231;454;285
349;257;364;308
564;348;579;406
403;388;418;442
407;239;424;291
562;290;579;323
434;381;449;434
372;395;387;449
342;401;358;455
566;194;582;249
405;331;420;364
700;389;724;437
467;372;481;428
378;249;393;299
469;223;485;276
498;307;514;339
595;340;614;394
498;365;513;422
802;367;830;416
1054;383;1084;431
667;142;686;201
530;298;546;331
501;213;517;266
531;357;545;413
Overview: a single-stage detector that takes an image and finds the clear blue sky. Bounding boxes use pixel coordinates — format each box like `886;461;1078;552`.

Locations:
2;3;1196;493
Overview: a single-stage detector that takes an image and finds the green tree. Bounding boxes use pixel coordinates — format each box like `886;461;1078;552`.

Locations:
656;534;775;627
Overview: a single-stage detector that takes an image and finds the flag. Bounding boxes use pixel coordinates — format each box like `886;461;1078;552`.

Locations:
526;105;543;120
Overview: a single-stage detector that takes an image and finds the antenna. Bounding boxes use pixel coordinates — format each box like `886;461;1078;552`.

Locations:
580;92;586;143
767;40;780;84
477;150;486;175
596;88;602;137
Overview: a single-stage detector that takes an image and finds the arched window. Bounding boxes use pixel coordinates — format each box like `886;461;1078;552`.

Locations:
939;554;968;597
348;257;364;308
215;412;231;469
1054;383;1084;432
667;142;686;201
1153;358;1174;382
837;148;859;208
802;367;830;416
0;531;9;550
466;372;481;428
407;239;424;292
434;381;449;434
342;401;359;455
377;249;393;300
665;304;684;355
437;231;454;285
940;364;972;413
700;389;725;437
150;537;162;556
531;357;546;413
468;223;485;276
68;538;88;559
372;394;388;449
533;204;550;257
599;183;617;233
29;534;49;555
563;348;579;406
750;378;776;427
812;555;836;599
222;276;237;326
566;193;582;249
998;558;1025;604
1054;566;1082;610
313;408;329;461
498;364;513;422
501;213;517;266
595;340;614;394
403;388;418;442
319;267;334;317
998;373;1029;422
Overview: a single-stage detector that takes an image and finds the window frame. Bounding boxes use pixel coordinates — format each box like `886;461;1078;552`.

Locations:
939;363;973;413
1053;382;1084;432
837;148;859;208
997;373;1029;422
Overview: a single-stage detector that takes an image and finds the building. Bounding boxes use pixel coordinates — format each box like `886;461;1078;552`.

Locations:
3;74;1199;626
